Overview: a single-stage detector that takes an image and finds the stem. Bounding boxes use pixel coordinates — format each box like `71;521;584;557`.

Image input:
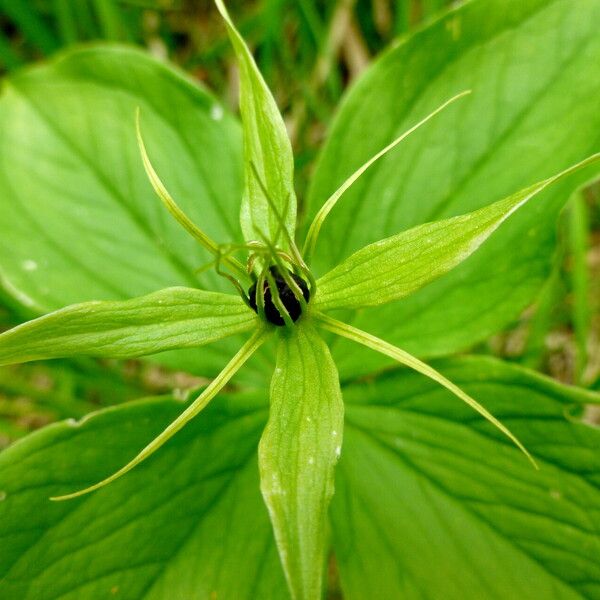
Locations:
567;191;590;384
302;90;471;263
51;328;270;501
314;312;538;469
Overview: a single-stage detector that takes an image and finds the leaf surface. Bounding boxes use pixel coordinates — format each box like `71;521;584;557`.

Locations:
259;322;344;600
316;155;599;311
0;287;256;365
0;391;289;599
307;0;600;375
334;357;600;599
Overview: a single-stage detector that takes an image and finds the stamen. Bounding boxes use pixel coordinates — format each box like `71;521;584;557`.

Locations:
256;267;267;321
250;162;308;270
265;268;294;327
255;227;309;314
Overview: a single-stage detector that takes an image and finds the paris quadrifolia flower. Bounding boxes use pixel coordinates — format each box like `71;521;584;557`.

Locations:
0;1;598;599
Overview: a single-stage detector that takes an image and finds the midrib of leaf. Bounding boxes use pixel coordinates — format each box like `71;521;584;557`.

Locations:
9;84;200;289
344;422;593;599
320;0;591;267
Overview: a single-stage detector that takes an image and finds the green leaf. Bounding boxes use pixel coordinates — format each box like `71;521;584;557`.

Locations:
0;45;242;310
315;154;600;311
0;45;271;381
307;0;600;375
0;391;289;599
215;0;297;251
334;356;600;599
259;321;344;600
0;287;257;366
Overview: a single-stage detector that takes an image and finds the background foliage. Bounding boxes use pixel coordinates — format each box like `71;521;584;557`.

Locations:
0;1;599;598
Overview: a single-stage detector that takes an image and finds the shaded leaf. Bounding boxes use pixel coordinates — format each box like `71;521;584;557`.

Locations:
334;357;600;599
0;391;289;599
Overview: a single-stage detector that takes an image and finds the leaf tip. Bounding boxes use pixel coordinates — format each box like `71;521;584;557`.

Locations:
528;453;540;471
214;0;230;22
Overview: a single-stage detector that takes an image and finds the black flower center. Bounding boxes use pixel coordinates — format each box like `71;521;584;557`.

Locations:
248;266;310;326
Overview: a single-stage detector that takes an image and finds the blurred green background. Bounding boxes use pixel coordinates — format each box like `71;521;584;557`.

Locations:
1;0;599;447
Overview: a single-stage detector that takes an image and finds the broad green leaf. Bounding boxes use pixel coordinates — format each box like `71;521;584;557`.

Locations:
0;45;242;309
259;321;344;600
315;154;599;311
307;0;600;376
0;391;289;599
215;0;297;251
335;356;600;600
0;45;271;382
0;287;256;366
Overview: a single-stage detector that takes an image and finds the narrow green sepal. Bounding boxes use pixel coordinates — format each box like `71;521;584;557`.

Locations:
0;287;256;365
315;312;537;469
303;91;471;263
315;153;600;312
215;0;297;251
52;328;269;500
136;108;248;282
259;322;344;600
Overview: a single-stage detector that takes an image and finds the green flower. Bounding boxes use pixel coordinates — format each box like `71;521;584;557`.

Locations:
0;2;598;599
